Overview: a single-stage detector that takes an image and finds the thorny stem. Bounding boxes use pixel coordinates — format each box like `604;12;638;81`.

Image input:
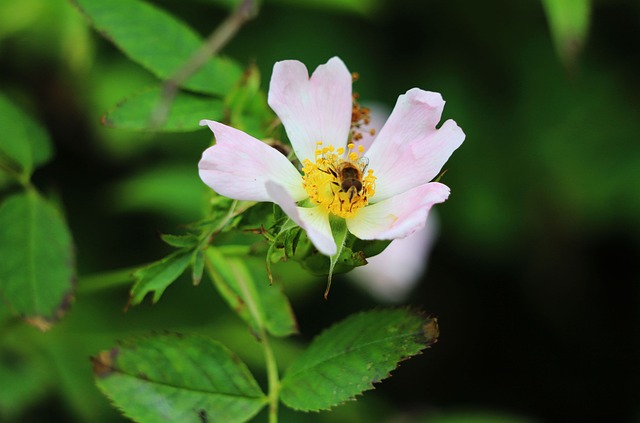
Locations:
149;0;258;129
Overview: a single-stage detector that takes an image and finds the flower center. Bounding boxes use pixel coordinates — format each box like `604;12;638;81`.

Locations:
301;142;376;218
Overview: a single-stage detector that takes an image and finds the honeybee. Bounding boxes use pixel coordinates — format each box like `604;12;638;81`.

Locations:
336;162;364;201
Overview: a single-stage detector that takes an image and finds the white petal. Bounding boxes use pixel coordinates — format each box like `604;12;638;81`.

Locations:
350;213;438;303
268;57;352;163
198;120;305;202
364;89;465;202
265;181;337;256
347;182;449;240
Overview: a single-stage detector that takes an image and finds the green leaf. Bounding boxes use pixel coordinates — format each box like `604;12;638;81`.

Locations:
191;248;205;286
267;216;386;290
280;309;439;411
541;0;591;68
0;93;52;179
92;334;267;423
103;87;224;132
0;191;75;327
130;249;192;305
285;223;370;291
160;233;199;248
349;236;392;259
72;0;242;95
324;215;350;298
206;246;297;337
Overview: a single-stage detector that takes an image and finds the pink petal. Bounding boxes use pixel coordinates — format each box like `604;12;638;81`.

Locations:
346;182;449;240
364;89;465;202
268;57;352;163
350;214;438;302
199;120;305;202
265;181;337;256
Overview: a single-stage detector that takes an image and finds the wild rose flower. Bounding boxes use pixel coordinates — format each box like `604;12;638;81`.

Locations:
349;103;439;302
198;57;465;257
351;212;438;302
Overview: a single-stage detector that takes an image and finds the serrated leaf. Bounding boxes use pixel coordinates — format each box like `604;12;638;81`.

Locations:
72;0;242;95
103;87;224;132
130;249;192;305
0;191;75;327
206;247;297;337
92;334;266;423
280;309;438;411
0;93;52;178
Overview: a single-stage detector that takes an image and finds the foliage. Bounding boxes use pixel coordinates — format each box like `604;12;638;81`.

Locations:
1;0;637;422
280;309;438;411
0;1;444;421
72;0;242;95
92;334;267;423
0;95;75;329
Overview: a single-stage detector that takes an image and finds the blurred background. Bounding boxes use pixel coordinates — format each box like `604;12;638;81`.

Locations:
1;0;639;422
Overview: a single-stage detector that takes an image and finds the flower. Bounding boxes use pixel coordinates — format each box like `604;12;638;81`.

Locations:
348;103;439;302
198;57;465;257
351;212;439;302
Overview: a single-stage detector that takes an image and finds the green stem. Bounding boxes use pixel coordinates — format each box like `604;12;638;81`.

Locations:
262;327;280;423
76;199;253;295
229;258;279;422
76;266;139;293
205;253;280;422
218;244;251;256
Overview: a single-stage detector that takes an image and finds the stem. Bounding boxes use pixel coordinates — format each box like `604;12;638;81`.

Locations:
205;254;280;422
76;200;254;294
262;328;280;423
229;258;279;422
76;266;138;293
149;0;258;129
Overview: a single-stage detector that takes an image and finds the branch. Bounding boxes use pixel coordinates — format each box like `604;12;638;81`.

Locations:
149;0;258;129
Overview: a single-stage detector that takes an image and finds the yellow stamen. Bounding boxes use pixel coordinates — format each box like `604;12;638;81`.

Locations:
301;142;376;219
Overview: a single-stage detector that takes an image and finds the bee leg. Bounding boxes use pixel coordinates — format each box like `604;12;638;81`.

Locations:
347;187;356;202
319;167;338;177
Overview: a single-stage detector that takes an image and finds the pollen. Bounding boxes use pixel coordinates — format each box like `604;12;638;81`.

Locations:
301;142;376;219
351;91;372;142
